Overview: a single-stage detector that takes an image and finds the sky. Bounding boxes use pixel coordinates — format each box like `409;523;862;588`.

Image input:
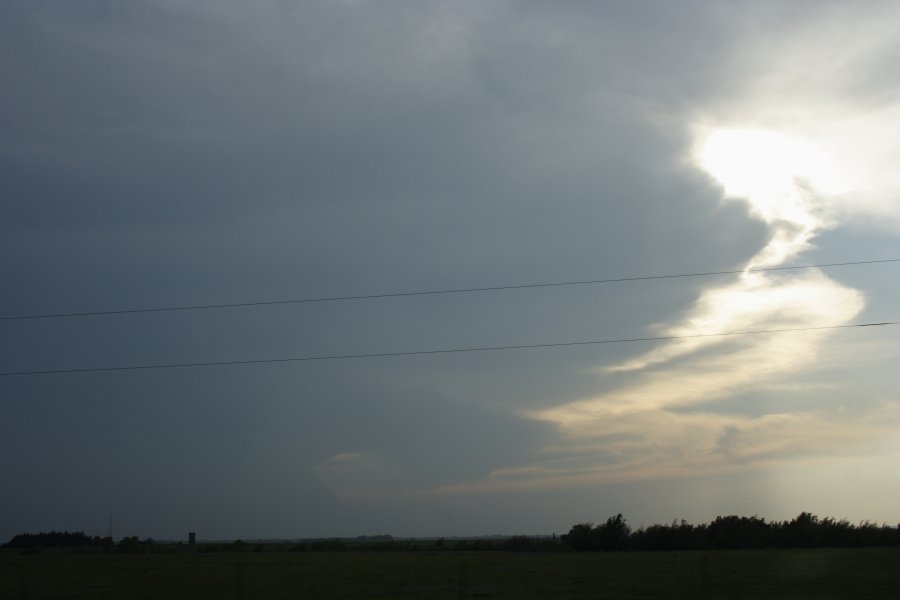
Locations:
2;0;900;541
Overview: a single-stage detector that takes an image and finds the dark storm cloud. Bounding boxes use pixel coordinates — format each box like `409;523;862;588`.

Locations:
0;0;769;539
5;1;897;540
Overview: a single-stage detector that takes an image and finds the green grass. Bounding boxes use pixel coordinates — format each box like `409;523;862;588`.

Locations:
2;547;898;599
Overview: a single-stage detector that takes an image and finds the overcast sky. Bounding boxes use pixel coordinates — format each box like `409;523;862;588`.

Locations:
2;0;900;541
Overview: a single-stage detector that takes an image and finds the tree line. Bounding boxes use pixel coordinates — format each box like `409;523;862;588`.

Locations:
563;513;900;551
4;531;112;549
6;513;900;553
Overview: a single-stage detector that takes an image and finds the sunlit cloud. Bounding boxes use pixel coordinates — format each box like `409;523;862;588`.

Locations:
429;400;900;495
697;128;836;269
510;6;900;490
698;3;900;230
524;140;867;479
603;121;867;376
538;321;856;425
609;271;862;374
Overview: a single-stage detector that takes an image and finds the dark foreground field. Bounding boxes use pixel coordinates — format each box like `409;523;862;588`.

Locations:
2;547;898;599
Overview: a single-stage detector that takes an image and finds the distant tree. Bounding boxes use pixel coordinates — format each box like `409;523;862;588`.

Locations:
562;522;599;552
5;531;99;549
561;516;632;552
566;511;900;552
596;514;631;551
780;512;820;548
706;515;770;549
632;519;697;551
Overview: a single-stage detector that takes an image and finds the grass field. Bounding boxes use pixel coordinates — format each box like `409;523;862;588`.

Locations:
2;547;898;599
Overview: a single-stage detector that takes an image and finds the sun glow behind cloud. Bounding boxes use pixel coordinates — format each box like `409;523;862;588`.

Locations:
699;129;841;200
445;52;900;498
438;78;900;501
305;4;900;510
518;121;879;487
697;128;837;269
600;124;865;377
456;6;900;502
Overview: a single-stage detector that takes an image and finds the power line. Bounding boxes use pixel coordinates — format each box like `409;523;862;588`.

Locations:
2;320;896;377
2;258;898;322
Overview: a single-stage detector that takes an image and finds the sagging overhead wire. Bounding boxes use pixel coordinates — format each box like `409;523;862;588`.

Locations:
1;258;898;322
1;320;897;377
